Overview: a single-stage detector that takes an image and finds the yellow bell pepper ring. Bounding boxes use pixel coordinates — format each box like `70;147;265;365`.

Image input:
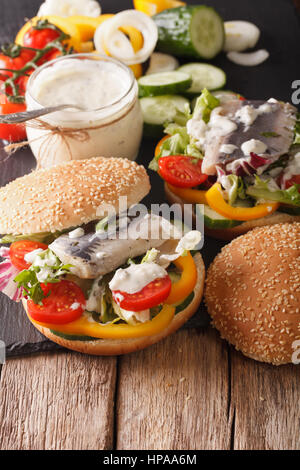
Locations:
206;183;280;221
29;304;175;340
15;16;81;51
166;252;198;305
167;183;208;205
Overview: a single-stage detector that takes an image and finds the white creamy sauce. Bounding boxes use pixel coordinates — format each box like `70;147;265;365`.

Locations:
70;302;81;310
209;107;238;136
160;231;202;262
235;105;258;127
32;59;131;111
282;152;300;184
241;139;267;156
186;118;207;145
268;98;278;104
220;144;238;154
109;262;167;294
68;227;85;239
24;248;44;264
257;103;273;114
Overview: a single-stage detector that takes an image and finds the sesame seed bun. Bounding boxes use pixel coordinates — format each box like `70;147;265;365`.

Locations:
23;253;205;356
165;182;300;240
0;157;150;235
205;223;300;365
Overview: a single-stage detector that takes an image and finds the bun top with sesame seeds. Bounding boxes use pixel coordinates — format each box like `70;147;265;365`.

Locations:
0;157;150;235
205;223;300;365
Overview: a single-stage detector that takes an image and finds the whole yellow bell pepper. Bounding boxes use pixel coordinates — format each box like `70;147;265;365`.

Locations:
206;183;280;221
29;253;198;339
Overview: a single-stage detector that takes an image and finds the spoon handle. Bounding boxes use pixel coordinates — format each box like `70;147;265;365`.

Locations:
0;104;83;124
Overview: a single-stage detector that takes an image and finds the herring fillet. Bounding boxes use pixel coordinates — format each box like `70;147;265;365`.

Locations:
202;100;297;175
49;215;179;279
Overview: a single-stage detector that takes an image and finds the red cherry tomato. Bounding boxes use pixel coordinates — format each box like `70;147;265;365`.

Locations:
158;155;208;188
0;99;28;142
0;101;27;141
27;280;86;325
112;275;172;312
0;50;35;76
284;174;300;192
23;27;61;64
9;241;48;271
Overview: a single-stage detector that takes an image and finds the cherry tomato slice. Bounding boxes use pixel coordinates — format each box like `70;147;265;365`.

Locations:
9;241;48;271
27;280;86;325
159;155;208;188
112;275;172;312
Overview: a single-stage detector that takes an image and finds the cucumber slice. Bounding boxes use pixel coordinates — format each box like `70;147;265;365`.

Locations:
50;330;99;342
140;95;190;138
154;6;225;60
196;204;243;229
278;205;300;216
178;63;226;95
146;52;180;75
138;71;192;98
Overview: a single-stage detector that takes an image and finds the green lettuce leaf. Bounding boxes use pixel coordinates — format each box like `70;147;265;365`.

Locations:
14;249;73;304
246;176;300;206
193;88;220;123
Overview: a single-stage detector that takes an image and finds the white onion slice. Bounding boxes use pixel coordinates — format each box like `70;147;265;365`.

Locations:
95;10;158;66
227;49;269;66
224;21;260;52
38;0;101;17
94;21;135;59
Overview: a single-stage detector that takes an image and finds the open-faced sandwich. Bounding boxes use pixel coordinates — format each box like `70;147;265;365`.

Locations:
0;157;205;355
150;89;300;239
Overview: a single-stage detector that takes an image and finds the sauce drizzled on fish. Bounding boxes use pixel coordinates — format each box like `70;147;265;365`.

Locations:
195;99;297;176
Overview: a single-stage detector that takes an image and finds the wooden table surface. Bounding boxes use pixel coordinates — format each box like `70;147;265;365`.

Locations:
0;0;299;451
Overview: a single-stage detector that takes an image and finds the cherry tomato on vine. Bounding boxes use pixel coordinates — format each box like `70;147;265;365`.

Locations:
27;280;86;325
9;241;48;271
158;155;208;188
23;26;62;63
0;50;35;76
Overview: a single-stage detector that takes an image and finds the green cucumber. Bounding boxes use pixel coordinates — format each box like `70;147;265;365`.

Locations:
178;63;226;95
154;6;225;60
138;71;192;97
140;95;190;138
196;204;243;229
278;205;300;216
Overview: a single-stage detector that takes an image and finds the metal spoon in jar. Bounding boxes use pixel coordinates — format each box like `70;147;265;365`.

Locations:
0;104;87;124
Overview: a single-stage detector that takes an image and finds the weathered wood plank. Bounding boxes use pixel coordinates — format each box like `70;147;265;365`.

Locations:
230;349;300;450
0;352;117;450
116;328;232;450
